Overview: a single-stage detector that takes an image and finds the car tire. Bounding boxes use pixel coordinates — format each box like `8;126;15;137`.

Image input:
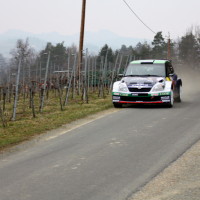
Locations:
113;103;122;108
174;89;181;102
174;95;181;102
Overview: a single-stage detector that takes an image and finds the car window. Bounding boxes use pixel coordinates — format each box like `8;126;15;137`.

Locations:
166;63;174;76
125;64;166;77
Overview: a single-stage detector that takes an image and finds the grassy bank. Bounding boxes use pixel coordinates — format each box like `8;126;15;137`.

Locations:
0;94;113;150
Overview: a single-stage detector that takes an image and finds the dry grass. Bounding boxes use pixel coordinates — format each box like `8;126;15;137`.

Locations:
0;91;112;150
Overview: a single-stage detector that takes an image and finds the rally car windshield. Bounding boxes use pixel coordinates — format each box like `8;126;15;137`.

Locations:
125;64;166;77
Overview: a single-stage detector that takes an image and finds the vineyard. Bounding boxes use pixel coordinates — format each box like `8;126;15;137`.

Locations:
0;39;133;148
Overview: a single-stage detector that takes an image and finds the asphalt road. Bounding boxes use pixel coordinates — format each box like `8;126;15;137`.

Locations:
1;79;200;200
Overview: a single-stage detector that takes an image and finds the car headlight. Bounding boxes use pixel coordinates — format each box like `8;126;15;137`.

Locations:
152;83;165;92
119;83;128;92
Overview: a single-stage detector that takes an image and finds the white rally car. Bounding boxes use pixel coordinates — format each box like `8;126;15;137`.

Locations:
112;60;182;108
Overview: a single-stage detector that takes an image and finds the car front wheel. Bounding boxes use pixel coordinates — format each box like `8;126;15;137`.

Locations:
113;103;122;108
174;87;181;102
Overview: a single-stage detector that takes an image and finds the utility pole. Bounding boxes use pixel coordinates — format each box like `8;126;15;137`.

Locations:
78;0;86;83
167;33;171;60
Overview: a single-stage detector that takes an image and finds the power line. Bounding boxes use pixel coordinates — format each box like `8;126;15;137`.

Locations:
122;0;156;35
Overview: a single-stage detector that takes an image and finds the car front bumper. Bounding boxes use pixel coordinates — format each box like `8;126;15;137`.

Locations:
112;92;171;104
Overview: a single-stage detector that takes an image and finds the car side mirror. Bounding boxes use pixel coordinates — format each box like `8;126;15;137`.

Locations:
170;73;178;81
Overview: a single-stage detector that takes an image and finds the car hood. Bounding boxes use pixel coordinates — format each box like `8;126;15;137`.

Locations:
122;76;164;86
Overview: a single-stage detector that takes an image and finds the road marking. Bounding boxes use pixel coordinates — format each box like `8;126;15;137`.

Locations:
71;166;78;170
52;164;60;168
76;163;81;166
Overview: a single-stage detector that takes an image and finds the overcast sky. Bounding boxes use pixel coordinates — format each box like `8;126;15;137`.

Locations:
1;0;200;40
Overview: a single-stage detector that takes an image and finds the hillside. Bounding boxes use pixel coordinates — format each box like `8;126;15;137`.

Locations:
0;30;148;57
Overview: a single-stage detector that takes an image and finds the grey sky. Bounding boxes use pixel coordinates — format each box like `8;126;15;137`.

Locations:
1;0;200;40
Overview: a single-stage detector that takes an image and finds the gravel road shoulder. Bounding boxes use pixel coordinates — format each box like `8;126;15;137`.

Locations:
130;140;200;200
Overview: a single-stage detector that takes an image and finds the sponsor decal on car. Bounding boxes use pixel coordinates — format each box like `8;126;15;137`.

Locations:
151;93;159;96
121;93;129;96
113;92;120;95
159;92;171;96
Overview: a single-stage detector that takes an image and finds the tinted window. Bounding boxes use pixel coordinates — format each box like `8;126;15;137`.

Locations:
125;64;166;77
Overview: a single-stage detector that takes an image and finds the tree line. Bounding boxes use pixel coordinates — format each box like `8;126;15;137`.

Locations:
97;29;200;67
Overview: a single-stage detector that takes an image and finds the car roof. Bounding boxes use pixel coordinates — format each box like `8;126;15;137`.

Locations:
130;60;170;64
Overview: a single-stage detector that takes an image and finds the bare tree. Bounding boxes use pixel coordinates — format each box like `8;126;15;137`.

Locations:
10;39;34;121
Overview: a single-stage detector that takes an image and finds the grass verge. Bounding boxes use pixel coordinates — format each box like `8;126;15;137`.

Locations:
0;94;113;151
